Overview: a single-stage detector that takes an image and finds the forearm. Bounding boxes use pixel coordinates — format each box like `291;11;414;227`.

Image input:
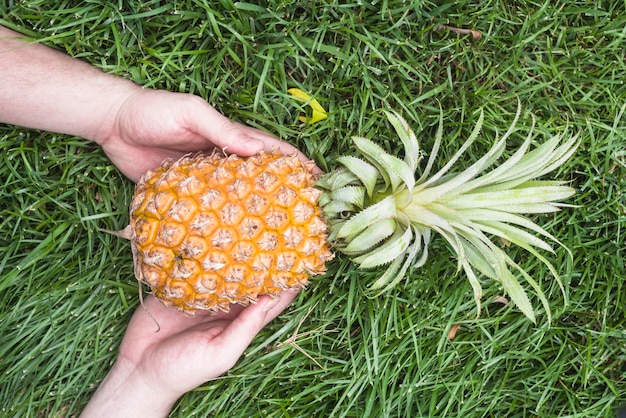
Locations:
80;357;178;418
0;25;138;143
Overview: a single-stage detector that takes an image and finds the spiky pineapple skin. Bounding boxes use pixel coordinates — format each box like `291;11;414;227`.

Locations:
129;152;333;314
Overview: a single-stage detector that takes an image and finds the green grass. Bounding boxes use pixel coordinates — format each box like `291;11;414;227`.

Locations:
1;1;624;417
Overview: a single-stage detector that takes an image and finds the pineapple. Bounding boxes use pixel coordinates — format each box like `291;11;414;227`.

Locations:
124;106;577;322
127;152;333;313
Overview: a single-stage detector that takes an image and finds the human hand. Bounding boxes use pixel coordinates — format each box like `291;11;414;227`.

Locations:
95;88;307;182
81;291;299;417
2;25;307;182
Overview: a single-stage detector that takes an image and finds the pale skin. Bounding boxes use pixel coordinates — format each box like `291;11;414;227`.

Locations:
0;25;306;181
0;25;303;416
81;293;298;417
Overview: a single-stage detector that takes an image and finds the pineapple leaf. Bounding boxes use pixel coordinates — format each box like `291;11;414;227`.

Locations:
335;195;396;239
463;208;566;249
349;136;392;190
331;186;366;208
352;225;413;268
460;237;497;281
405;203;455;235
417;107;444;184
368;256;404;291
447;185;576;210
322;167;360;190
384;110;420;171
488;202;571;214
323;107;578;323
323;201;357;219
413;105;521;201
336;155;380;198
420;110;485;188
533;134;580;179
496;260;537;324
475;132;578;191
353;136;416;192
460;259;484;318
476;221;555;253
450;125;533;195
493;135;564;184
413;134;507;204
343;218;398;254
461;229;542;323
510;241;567;309
436;203;557;254
467;178;569;195
509;260;553;324
370;226;430;293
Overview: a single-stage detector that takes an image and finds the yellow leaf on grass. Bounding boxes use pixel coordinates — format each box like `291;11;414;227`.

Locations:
288;88;328;124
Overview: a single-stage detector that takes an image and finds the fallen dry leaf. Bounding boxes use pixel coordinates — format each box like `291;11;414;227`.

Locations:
493;296;509;305
439;24;482;41
448;323;462;340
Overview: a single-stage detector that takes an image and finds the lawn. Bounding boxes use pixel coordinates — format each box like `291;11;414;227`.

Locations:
1;1;624;417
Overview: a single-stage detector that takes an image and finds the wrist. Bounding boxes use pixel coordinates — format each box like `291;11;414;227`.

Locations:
0;26;140;143
87;79;141;146
81;356;179;418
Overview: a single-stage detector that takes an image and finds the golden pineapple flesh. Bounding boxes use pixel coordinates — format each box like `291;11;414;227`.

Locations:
129;152;333;314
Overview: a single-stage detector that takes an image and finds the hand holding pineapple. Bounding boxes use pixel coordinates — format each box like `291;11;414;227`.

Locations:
1;24;311;415
0;25;309;183
80;292;298;417
94;88;311;182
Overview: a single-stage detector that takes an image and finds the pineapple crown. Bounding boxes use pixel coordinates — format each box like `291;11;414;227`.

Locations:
316;106;579;323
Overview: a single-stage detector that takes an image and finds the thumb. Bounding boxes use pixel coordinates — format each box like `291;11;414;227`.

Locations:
189;103;264;155
212;119;265;156
214;297;274;362
218;291;299;354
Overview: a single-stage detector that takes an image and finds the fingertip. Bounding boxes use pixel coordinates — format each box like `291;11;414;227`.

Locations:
219;291;300;352
240;136;265;153
222;135;264;157
253;290;298;319
261;295;281;313
282;288;301;301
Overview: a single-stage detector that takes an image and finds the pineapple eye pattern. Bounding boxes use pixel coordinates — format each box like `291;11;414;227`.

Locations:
129;152;333;314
